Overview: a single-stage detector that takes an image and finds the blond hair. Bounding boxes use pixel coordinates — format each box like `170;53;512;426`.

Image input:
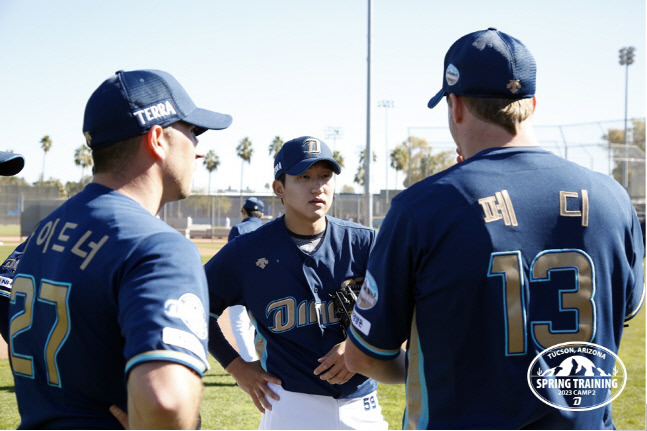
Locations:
462;96;534;135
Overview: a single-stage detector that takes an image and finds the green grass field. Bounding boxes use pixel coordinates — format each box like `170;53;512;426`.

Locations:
0;241;643;429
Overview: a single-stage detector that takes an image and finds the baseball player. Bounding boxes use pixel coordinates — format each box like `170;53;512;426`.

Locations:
227;197;265;362
205;136;388;429
0;151;25;341
8;69;232;429
345;28;645;429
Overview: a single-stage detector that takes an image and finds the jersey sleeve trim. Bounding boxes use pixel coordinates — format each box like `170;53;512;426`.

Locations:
125;349;209;376
348;325;401;359
625;283;645;321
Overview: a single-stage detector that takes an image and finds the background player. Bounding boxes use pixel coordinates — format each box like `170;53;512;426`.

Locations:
345;28;644;429
227;197;265;362
8;69;232;429
0;150;25;341
205;136;387;429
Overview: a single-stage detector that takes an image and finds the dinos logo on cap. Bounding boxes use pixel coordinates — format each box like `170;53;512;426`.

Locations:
445;64;460;86
302;138;321;154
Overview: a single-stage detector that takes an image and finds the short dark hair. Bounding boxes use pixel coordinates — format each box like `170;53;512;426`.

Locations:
92;134;143;174
242;208;263;218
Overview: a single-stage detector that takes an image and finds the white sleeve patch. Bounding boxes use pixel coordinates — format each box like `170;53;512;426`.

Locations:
351;311;371;337
162;327;208;364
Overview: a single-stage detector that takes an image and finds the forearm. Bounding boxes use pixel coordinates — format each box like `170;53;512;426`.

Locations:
345;340;407;384
128;362;202;429
209;315;240;368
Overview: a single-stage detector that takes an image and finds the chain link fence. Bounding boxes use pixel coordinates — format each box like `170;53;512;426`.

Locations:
2;120;644;237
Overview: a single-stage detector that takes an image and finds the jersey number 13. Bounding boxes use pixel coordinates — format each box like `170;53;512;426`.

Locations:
487;249;594;356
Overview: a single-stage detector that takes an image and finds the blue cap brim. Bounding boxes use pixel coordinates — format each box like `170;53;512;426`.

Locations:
286;158;341;176
427;88;446;109
0;151;24;176
184;107;233;135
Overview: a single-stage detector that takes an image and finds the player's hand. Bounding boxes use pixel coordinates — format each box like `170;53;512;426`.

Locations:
226;357;281;413
109;405;129;429
314;341;355;385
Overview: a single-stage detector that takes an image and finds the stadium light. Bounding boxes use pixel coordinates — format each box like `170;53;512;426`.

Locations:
618;46;635;189
365;0;373;228
378;100;393;205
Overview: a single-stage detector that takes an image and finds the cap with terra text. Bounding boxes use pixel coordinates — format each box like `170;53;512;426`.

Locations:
83;69;233;150
427;28;536;109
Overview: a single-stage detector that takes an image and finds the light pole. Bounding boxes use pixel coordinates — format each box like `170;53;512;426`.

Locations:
378;100;393;206
325;127;343;217
364;0;373;228
618;46;635;190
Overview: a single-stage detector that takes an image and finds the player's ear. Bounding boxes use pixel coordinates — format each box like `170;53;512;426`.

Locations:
144;125;166;161
448;94;464;123
531;96;537;113
272;179;285;199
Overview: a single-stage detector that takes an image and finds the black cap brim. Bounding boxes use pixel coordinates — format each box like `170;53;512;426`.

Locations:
427;88;446;109
0;152;25;176
184;107;233;135
286;158;341;177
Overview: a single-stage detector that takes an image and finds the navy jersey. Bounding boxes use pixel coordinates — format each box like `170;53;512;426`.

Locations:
205;215;378;399
348;147;644;429
9;183;210;429
228;216;263;242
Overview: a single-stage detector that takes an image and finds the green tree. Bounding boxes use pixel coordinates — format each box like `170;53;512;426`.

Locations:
391;136;455;187
390;145;408;189
236;137;254;206
74;145;93;181
353;149;377;187
332;151;345;170
203;150;220;195
33;178;66;198
268;136;284;158
40;135;52;181
341;184;355;194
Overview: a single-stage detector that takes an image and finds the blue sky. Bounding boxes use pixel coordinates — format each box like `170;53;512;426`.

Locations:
0;0;645;194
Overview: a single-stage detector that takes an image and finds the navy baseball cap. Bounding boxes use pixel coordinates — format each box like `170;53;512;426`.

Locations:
0;151;24;176
243;197;264;212
83;69;233;150
427;28;536;109
273;136;341;180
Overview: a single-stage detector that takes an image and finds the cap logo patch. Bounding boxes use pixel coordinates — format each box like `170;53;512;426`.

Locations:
132;99;177;126
274;161;282;177
302;138;321;154
445;64;460;86
507;80;522;94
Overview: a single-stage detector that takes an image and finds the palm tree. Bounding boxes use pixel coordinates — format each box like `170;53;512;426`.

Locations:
74;145;93;181
390;145;408;189
203;150;220;195
40;135;52;181
236;137;254;207
268;136;284;158
332;151;345;169
353;149;377;187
